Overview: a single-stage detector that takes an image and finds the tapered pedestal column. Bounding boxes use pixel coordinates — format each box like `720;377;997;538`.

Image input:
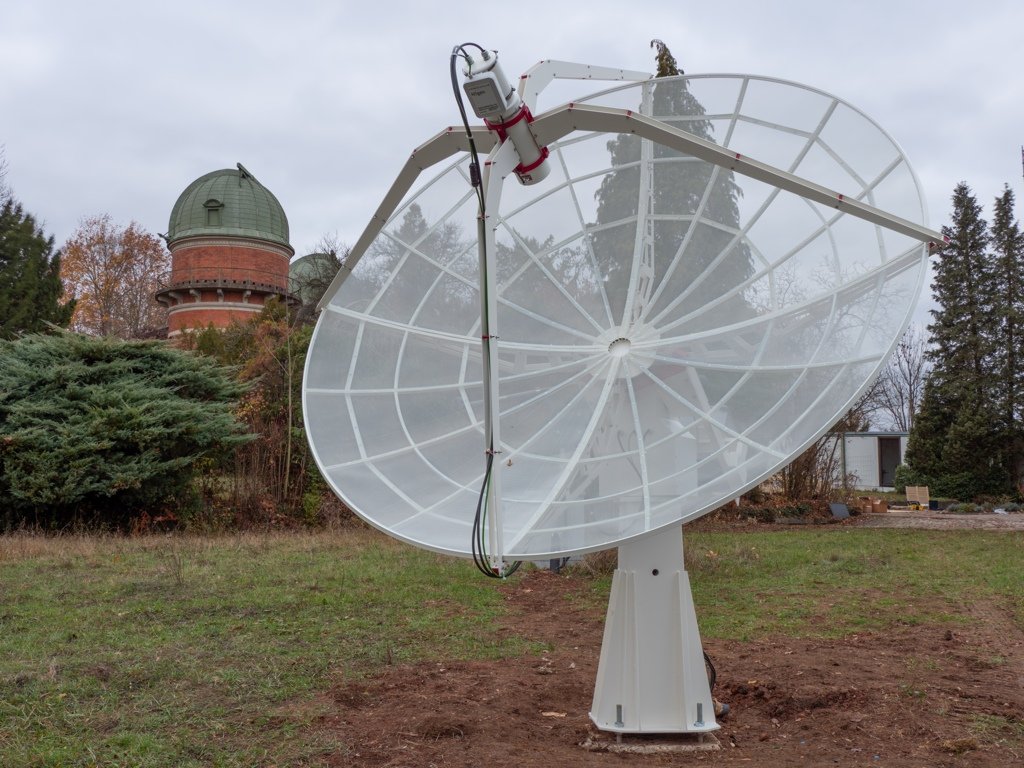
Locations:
590;525;717;734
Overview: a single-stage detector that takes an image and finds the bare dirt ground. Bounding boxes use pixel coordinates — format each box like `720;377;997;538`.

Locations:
317;563;1024;767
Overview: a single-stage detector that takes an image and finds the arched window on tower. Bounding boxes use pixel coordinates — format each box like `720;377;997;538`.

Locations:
203;199;224;227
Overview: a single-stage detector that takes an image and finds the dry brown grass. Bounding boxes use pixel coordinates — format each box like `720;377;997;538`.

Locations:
0;526;393;564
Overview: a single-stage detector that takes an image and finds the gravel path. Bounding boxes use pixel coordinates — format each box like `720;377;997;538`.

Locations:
854;510;1024;529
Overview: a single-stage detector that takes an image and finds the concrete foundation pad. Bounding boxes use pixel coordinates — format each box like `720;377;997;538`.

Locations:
581;730;721;754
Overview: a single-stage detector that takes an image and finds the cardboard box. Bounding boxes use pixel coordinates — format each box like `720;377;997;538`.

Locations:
871;499;888;514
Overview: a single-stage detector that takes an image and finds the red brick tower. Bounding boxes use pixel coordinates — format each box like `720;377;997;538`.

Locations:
156;163;295;337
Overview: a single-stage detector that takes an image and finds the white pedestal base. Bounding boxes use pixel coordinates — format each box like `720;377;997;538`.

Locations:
589;526;717;734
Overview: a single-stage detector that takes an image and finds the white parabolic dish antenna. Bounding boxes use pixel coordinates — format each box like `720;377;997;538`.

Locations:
304;51;945;737
305;64;943;560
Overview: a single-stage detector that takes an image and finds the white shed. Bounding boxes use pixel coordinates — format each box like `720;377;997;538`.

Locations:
840;432;909;490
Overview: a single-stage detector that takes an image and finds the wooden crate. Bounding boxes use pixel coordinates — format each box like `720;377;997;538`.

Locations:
905;486;930;510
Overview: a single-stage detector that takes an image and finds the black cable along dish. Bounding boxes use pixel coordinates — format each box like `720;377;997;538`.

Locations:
449;44;486;212
451;42;520;578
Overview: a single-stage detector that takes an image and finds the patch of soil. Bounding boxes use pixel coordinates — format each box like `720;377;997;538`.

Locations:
315;570;1024;767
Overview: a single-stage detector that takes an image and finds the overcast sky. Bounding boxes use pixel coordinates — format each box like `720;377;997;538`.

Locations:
3;0;1022;302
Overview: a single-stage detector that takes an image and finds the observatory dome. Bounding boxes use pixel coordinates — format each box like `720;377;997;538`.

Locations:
157;163;295;337
167;164;290;247
289;252;338;305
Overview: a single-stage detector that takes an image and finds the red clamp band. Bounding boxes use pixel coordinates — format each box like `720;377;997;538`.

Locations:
485;105;537;143
485;105;532;133
515;146;550;175
485;104;548;177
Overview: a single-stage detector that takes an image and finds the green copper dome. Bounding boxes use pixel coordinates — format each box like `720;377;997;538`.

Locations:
167;163;290;248
289;251;340;305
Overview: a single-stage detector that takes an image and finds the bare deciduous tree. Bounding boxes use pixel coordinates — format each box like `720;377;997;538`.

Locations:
773;328;927;499
0;146;10;202
874;325;928;432
776;375;886;499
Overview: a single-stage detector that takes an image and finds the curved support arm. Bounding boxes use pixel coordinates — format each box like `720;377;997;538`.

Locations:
517;60;651;112
528;103;947;251
316;126;497;310
321;98;946;313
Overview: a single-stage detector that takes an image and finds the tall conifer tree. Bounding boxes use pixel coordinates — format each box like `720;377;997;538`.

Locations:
590;41;751;327
929;182;992;386
0;198;75;338
906;182;1004;497
990;185;1024;489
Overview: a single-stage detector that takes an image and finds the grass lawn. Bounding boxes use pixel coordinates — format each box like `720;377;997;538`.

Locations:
1;527;1021;766
681;528;1023;640
0;530;537;767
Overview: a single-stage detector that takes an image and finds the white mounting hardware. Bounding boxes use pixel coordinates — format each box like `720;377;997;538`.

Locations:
463;50;551;185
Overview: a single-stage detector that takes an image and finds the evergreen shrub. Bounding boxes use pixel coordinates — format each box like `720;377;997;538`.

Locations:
0;332;250;528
